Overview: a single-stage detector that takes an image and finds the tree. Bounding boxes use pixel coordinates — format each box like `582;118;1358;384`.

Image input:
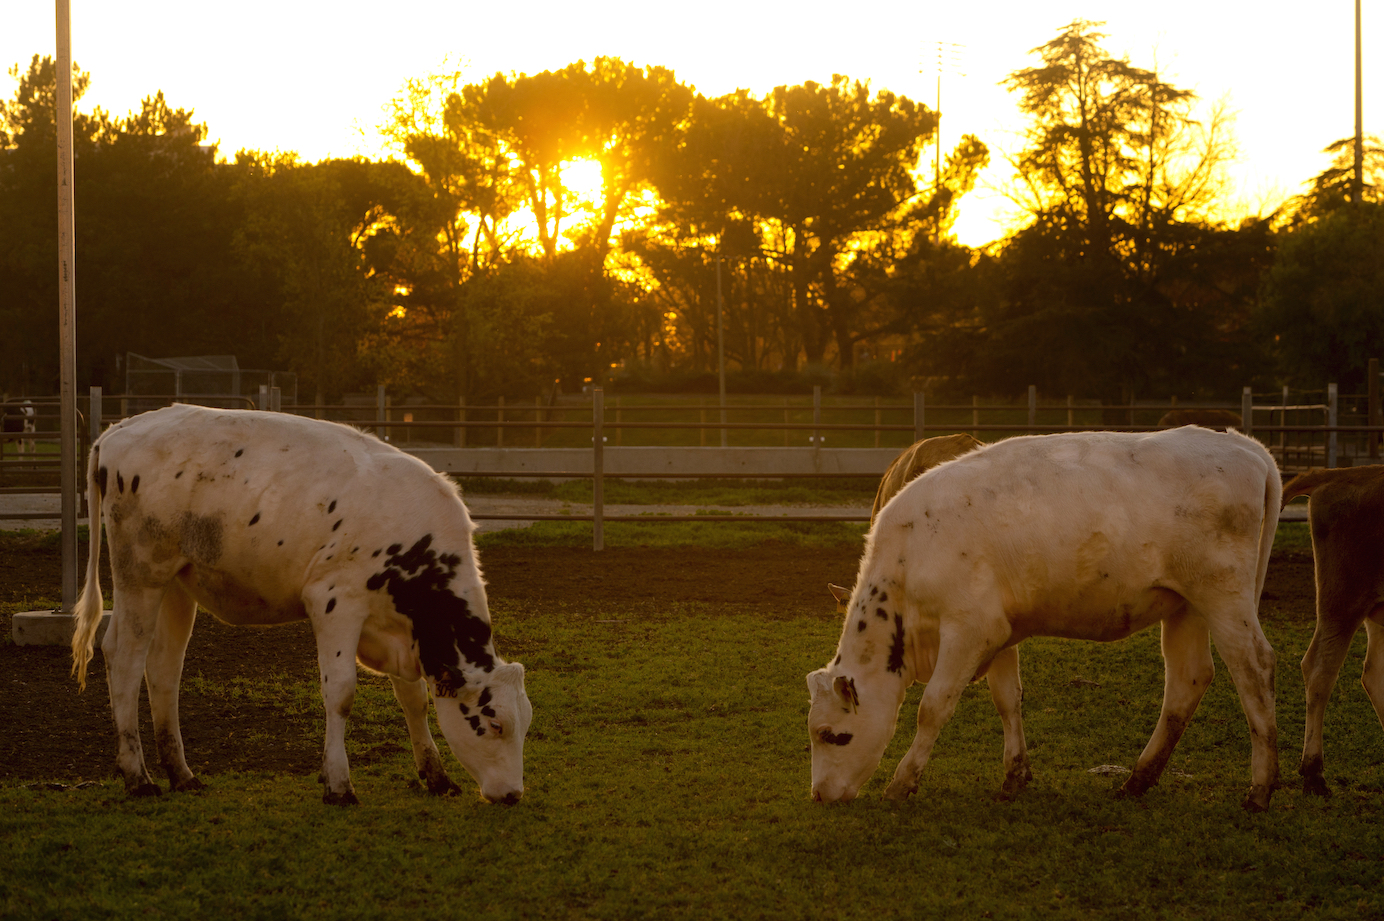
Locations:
934;20;1260;401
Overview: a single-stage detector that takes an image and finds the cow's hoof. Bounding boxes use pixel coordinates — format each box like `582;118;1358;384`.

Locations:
1302;774;1331;798
423;775;461;797
323;790;360;807
883;780;916;802
1241;785;1272;812
1116;774;1152;800
999;769;1032;801
128;782;163;798
173;776;207;793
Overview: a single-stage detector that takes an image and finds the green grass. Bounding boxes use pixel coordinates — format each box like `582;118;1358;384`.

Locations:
4;598;1382;920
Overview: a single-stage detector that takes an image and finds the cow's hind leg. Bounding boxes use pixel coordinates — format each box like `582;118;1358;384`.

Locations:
1298;612;1362;797
1362;615;1384;735
310;603;364;806
390;675;460;796
102;585;167;796
1121;610;1214;800
884;621;1007;802
1206;605;1279;812
145;580;203;792
986;646;1031;799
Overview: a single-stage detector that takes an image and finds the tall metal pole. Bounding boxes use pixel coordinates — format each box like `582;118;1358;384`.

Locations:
56;0;79;611
717;255;726;447
1355;0;1364;204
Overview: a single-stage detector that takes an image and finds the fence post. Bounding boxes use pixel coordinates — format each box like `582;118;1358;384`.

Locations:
913;391;924;443
258;384;268;412
270;387;281;412
1370;358;1380;459
874;396;881;449
497;395;505;448
1328;382;1338;468
456;396;467;448
616;396;623;447
376;385;386;440
783;398;789;447
1027;385;1036;431
972;395;979;439
593;388;604;552
1066;395;1074;428
535;395;544;448
813;385;823;446
89;385;101;445
1281;385;1289;466
1242;387;1253;439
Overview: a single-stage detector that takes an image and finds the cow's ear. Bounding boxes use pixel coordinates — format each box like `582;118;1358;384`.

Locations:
828;583;851;604
806;669;833;699
491;661;525;689
833;676;859;712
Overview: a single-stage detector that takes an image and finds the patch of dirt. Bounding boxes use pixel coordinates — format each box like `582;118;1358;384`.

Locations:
0;540;1316;784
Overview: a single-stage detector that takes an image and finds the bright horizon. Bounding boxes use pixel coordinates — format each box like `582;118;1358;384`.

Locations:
5;1;1377;246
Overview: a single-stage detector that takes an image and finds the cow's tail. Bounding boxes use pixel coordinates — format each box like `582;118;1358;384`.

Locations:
1254;451;1283;606
1280;467;1344;507
71;443;105;691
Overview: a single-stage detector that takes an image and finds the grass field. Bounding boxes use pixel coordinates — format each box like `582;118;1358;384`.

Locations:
3;520;1381;920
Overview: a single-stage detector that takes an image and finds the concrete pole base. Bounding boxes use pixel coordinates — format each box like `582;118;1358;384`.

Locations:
11;610;110;646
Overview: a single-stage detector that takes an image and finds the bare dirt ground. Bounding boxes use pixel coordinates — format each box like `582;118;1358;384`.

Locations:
0;533;1318;784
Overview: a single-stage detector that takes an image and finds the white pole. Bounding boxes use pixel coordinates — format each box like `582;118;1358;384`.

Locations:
717;255;726;447
56;0;79;611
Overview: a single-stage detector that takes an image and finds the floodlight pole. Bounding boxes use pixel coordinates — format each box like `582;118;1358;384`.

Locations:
1355;0;1364;204
56;0;79;611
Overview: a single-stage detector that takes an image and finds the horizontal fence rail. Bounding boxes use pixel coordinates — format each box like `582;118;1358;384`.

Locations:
6;383;1383;547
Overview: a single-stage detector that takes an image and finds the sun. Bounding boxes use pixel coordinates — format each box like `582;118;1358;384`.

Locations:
561;157;605;205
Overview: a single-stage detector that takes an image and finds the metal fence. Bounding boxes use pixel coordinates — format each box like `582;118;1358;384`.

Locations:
7;383;1384;549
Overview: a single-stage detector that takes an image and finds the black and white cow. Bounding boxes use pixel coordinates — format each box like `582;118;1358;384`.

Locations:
2;399;36;455
71;404;532;805
808;427;1282;811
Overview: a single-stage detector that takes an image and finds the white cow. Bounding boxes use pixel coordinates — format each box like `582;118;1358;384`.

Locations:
807;427;1282;811
71;404;532;805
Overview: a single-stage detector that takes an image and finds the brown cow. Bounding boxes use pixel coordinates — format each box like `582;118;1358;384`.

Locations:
1157;408;1242;431
1281;466;1384;796
870;433;983;523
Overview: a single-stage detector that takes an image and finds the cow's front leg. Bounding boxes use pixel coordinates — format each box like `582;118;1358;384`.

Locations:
1122;610;1215;800
1361;617;1384;736
986;645;1031;799
390;675;460;796
103;585;166;796
311;608;364;806
145;580;203;792
885;627;1001;802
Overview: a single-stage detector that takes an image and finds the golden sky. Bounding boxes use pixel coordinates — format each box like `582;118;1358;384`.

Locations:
5;1;1377;245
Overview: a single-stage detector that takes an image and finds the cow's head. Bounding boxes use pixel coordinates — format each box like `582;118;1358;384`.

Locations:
432;660;532;804
805;667;899;803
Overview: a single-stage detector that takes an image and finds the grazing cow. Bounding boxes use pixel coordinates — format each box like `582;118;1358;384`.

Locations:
2;399;36;455
807;427;1282;810
71;404;532;805
1157;408;1242;432
1280;466;1384;796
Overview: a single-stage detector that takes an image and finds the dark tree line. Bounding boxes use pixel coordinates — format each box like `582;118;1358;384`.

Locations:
3;22;1382;404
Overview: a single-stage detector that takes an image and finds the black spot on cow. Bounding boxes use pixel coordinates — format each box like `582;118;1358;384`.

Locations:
175;470;183;479
116;472;125;494
372;549;381;558
235;449;243;458
325;598;336;613
351;547;359;554
131;475;140;495
875;607;888;621
480;706;496;718
857;620;867;632
465;715;486;737
477;687;492;708
328;500;337;513
459;702;470;715
248;513;260;526
333;519;342;531
365;534;493;685
869;586;878;597
96;466;109;494
277;540;284;546
820;729;853;746
336;651;341;657
878;592;888;603
834;654;842;665
887;614;906;674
